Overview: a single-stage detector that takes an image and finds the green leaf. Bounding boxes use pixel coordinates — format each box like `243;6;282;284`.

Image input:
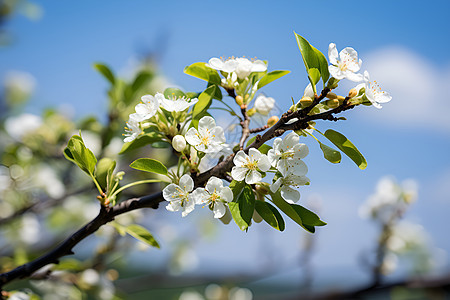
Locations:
258;70;290;89
184;62;221;85
318;141;342;164
125;224;160;248
229;185;256;231
270;191;325;233
95;158;116;190
290;204;327;227
324;129;367;169
119;132;164;154
93;63;115;85
151;141;170;148
294;32;330;91
130;158;168;175
258;144;272;155
163;87;186;99
255;200;285;231
192;85;217;120
229;180;246;200
64;134;97;176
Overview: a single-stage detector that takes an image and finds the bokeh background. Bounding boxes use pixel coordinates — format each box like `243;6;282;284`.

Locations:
1;1;450;299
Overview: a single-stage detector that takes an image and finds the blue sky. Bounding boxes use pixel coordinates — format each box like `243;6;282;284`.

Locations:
1;0;450;289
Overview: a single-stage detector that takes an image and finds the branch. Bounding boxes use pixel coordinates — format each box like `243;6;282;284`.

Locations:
0;191;164;289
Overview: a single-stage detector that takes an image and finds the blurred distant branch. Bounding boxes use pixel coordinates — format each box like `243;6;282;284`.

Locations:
0;191;164;290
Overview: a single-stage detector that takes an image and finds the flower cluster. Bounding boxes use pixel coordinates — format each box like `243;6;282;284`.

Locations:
163;174;232;218
328;43;392;109
123;92;198;142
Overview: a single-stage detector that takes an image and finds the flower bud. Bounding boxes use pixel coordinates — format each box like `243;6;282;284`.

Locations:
247;108;256;117
267;116;279;127
325;99;340;108
299;96;313;108
252;210;263;223
169;125;177;137
172;135;186;152
235;95;244;106
348;88;358;98
326;92;338;99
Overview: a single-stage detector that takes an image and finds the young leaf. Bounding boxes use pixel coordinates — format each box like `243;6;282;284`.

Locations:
125;224;160;248
255;200;285;231
64;134;97;176
93;63;115;85
294;32;330;91
184;62;221;85
229;180;246;200
119;132;164;154
318;141;342;164
192;85;217;119
324;129;367;169
95;158;116;190
258;70;290;89
229;185;256;231
163;87;186;99
130;158;168;175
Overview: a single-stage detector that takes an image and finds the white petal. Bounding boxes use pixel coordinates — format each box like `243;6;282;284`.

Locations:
231;166;247;182
282;132;299;150
191;188;208;205
211;126;226;143
328;43;338;65
185;128;201;146
208;58;224;71
287;159;308;177
248;148;262;161
281;186;300;204
206;177;223;193
270;178;282;193
233;151;248;167
303;83;315;98
179;174;194;192
220;187;233;203
198;116;216;130
245;170;262;184
251;60;267;72
328;65;344;80
222;59;238;73
181;199;196;217
257;154;271;172
345;72;364;82
293;143;309;159
166;201;182;212
213;202;226;218
267;149;279;167
163;184;182;201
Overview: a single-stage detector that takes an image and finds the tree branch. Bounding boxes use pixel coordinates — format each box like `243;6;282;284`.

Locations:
0;191;164;289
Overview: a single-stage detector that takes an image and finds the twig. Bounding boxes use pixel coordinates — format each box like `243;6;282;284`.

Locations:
0;191;163;289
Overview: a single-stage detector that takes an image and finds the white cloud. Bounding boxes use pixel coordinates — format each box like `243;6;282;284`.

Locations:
348;46;450;133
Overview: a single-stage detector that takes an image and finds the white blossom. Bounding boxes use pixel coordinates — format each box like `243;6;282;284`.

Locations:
360;70;392;109
231;148;271;184
328;43;363;82
5;113;42;141
267;132;309;176
185;116;226;153
207;57;267;79
270;173;310;203
254;94;275;115
192;177;232;218
162;174;196;217
160;94;198;112
134;94;161;121
123;113;142;143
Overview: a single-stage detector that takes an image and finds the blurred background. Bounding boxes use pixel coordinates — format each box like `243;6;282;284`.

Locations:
1;1;449;299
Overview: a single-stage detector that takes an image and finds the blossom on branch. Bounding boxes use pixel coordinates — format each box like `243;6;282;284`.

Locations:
207;57;267;79
134;94;162;121
162;174;196;217
328;43;363;82
270;173;310;203
185;116;226;153
192;177;233;218
123;114;143;142
359;70;392;109
160;94;198;112
231;148;271;184
267;132;309;176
